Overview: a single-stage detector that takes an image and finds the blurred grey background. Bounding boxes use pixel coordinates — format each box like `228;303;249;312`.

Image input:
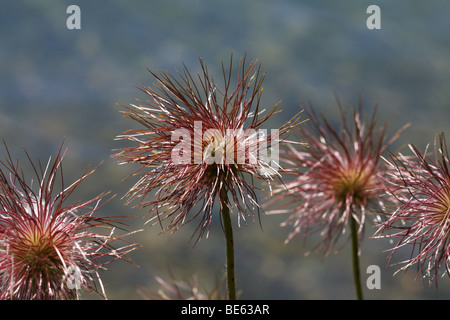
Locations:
1;0;450;299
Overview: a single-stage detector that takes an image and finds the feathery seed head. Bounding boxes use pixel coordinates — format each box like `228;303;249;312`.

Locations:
376;133;450;285
0;142;138;299
268;95;405;255
113;55;300;241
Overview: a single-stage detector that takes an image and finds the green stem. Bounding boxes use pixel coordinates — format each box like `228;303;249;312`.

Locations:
220;189;236;300
350;215;364;300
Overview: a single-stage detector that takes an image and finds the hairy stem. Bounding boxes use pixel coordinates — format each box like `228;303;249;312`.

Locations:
350;214;364;300
220;188;236;300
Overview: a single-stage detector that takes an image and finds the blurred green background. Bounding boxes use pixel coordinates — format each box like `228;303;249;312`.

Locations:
1;0;450;299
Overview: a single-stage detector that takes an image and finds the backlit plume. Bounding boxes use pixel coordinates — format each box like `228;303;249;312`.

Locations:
0;143;137;300
376;133;450;285
113;55;300;241
269;96;405;255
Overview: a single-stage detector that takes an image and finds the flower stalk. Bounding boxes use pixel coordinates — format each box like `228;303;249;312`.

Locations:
350;214;363;300
220;187;236;300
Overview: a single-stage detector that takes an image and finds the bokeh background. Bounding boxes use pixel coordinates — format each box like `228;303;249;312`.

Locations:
2;0;450;299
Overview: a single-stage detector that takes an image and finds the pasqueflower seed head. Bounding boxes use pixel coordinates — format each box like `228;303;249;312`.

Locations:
0;142;137;300
376;133;450;285
268;96;405;255
113;55;300;241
